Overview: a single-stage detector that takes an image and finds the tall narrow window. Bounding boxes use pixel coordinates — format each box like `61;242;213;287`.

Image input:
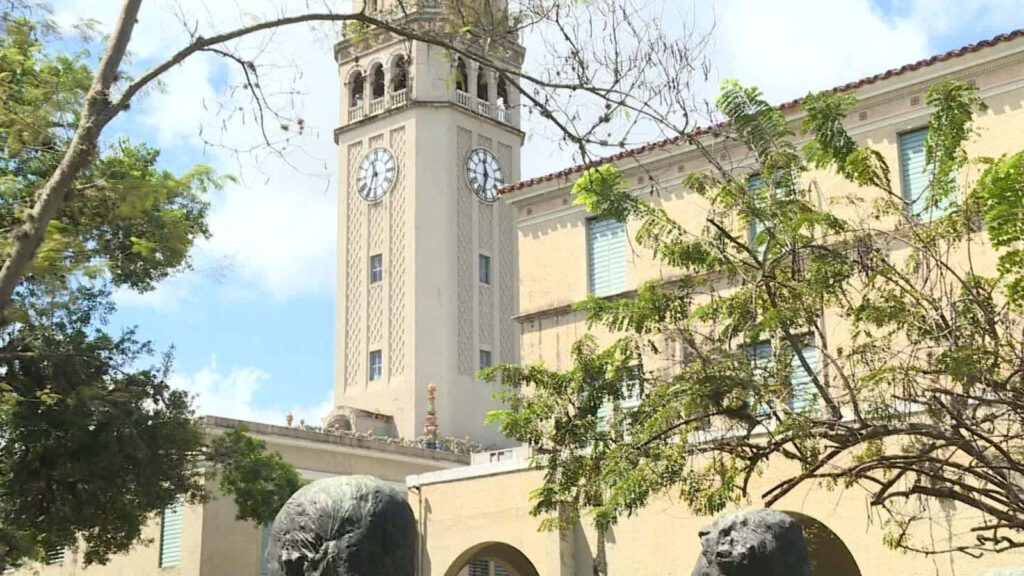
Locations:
747;174;766;253
260;524;272;576
899;127;948;220
370;254;383;284
479;254;491;285
788;343;820;413
369;350;383;381
587;218;627;296
159;497;185;568
746;340;773;417
479;349;493;370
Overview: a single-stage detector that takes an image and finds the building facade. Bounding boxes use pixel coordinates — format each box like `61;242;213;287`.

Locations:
410;30;1024;576
328;0;524;447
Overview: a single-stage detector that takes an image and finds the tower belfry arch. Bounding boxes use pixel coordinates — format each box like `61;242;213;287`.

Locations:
328;0;525;447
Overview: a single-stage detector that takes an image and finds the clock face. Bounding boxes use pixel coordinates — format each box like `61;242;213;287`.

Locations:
466;148;505;202
356;147;397;202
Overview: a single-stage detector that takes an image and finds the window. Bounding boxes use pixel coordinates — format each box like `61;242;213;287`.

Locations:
788;343;820;412
745;339;819;415
370;254;383;284
159;497;185;567
587;218;627;296
479;349;493;370
260;524;272;576
747;174;766;252
479;254;491;285
899;127;949;220
369;350;383;381
44;547;65;566
468;559;490;576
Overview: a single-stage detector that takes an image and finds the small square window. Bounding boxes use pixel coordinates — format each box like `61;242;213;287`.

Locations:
479;254;492;285
369;350;383;381
479;349;493;370
370;254;383;284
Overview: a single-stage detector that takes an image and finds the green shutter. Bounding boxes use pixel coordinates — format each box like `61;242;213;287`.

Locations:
747;174;766;252
596;402;610;432
159;497;185;567
747;341;773;416
788;344;820;412
44;547;64;565
899;128;949;220
260;524;272;576
587;218;627;296
468;559;490;576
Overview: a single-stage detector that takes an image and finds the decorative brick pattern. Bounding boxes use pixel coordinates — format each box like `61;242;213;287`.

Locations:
479;285;494;345
345;142;366;390
457;127;475;375
478;202;493;251
389;127;407;376
498;203;516;364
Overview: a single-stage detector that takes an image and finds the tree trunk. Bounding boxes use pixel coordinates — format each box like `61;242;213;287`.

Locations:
0;0;143;320
593;527;608;576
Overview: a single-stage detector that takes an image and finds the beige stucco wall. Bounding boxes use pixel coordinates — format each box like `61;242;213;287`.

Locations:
414;461;1024;576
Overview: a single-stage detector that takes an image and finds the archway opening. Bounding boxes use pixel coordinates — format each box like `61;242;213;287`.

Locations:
370;63;386;99
783;511;861;576
477;67;490;101
392;55;409;92
348;71;364;108
496;76;508;109
454;57;468;93
444;542;539;576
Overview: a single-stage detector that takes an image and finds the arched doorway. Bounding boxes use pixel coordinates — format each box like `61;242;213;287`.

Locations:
783;511;861;576
444;542;540;576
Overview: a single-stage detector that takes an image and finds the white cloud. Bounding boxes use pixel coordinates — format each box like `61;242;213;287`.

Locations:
171;356;333;427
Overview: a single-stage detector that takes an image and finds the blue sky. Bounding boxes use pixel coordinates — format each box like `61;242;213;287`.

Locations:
48;0;1024;429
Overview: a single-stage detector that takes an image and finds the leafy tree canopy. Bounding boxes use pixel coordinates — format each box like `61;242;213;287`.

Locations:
0;9;300;569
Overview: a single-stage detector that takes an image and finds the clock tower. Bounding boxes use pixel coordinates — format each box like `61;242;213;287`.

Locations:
328;0;524;447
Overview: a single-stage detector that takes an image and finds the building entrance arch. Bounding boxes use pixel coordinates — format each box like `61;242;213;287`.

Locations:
783;511;861;576
443;541;540;576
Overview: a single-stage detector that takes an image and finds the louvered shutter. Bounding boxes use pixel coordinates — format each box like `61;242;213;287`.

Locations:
899;128;949;220
494;562;510;576
596;402;610;433
747;341;773;416
44;547;64;565
747;174;766;252
587;218;627;296
468;559;491;576
260;524;272;576
788;344;820;413
159;497;185;567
